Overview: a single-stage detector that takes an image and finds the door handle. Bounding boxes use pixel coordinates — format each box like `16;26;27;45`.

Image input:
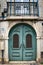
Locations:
23;44;25;48
20;44;25;48
20;44;22;48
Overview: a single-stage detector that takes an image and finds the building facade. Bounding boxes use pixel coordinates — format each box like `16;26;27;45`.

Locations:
0;0;43;63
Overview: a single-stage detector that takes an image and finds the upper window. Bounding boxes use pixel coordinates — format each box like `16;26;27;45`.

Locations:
15;0;37;2
23;0;29;2
15;0;29;2
7;0;38;16
15;0;21;2
34;0;37;2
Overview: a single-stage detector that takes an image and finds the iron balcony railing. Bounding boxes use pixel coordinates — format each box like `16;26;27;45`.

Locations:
7;2;39;16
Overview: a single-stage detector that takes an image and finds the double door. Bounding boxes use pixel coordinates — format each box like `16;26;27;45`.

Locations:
9;25;36;61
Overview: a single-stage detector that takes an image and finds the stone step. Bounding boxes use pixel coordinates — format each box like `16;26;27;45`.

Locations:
0;62;40;65
0;63;38;65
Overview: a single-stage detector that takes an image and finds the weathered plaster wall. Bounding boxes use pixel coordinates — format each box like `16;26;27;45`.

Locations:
0;0;43;62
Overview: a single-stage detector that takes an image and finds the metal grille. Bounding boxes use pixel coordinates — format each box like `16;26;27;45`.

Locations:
13;34;19;48
26;34;32;48
7;2;38;16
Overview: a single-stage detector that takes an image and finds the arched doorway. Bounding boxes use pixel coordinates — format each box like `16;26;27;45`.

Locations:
8;23;37;61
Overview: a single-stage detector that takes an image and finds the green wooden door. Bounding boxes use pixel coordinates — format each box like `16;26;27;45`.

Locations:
23;26;36;60
9;25;36;61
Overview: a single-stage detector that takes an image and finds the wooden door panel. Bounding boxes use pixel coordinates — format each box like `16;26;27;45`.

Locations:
23;26;36;60
9;26;23;61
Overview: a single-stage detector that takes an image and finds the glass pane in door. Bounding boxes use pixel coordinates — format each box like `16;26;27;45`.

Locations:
26;34;32;48
13;34;19;48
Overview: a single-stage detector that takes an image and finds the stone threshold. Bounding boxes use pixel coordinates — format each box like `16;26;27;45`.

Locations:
9;61;36;63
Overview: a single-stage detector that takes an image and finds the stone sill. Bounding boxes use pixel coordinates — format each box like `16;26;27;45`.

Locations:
6;16;39;21
0;16;43;21
9;61;36;63
0;16;39;21
6;16;38;19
